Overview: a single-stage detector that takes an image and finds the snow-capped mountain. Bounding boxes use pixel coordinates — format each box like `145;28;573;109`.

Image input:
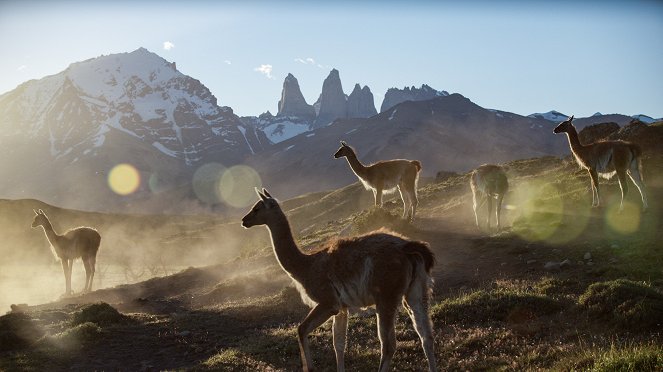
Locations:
527;110;568;122
0;48;252;212
631;114;657;124
0;47;249;166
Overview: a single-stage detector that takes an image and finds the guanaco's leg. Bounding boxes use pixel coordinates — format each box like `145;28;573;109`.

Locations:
472;189;481;228
375;181;384;207
486;194;493;230
61;259;72;295
297;304;337;372
404;296;437;372
333;309;348;372
496;193;504;231
616;169;629;212
68;259;74;294
410;186;419;222
627;165;648;211
397;185;409;219
589;169;600;207
88;256;96;292
376;304;397;372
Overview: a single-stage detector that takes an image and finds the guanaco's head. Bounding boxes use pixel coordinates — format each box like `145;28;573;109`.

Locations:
333;141;353;159
553;115;575;134
31;209;48;228
241;188;281;228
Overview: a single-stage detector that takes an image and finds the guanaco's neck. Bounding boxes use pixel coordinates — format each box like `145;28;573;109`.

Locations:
40;218;61;247
564;126;587;158
344;151;368;179
265;210;308;277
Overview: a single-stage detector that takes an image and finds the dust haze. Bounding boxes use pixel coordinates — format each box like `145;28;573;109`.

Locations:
0;198;271;312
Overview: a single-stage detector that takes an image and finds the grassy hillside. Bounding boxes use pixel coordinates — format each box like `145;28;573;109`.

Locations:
1;126;662;371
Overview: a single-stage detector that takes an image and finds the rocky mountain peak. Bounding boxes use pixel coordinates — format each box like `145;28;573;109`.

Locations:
380;84;449;112
314;68;348;127
347;83;377;119
277;73;315;121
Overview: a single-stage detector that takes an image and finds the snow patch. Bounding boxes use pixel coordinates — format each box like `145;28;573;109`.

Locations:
527;110;568;122
152;141;178;157
237;126;255;154
262;120;310;143
631;114;655;124
388;109;398;121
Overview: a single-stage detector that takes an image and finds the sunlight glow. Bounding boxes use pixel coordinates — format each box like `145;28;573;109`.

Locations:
218;165;262;208
192;163;226;204
108;164;141;195
512;180;589;244
605;201;641;235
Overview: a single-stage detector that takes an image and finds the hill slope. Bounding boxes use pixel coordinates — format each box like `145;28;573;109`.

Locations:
2;124;662;370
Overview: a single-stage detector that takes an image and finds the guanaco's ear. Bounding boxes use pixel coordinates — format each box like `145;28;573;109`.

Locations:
33;209;38;215
38;209;44;215
341;141;347;147
262;188;272;198
568;115;574;122
255;187;268;201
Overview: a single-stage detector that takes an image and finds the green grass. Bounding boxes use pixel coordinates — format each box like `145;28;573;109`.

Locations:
556;342;663;371
431;288;563;325
578;279;663;329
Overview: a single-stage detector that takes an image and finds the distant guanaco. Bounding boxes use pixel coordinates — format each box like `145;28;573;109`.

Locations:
334;141;422;221
31;209;101;295
553;115;648;211
242;188;437;372
470;164;508;231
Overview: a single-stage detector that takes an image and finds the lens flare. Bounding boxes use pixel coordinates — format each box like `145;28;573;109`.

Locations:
219;165;262;208
512;180;565;242
192;163;226;204
605;201;641;235
108;164;141;195
148;172;168;194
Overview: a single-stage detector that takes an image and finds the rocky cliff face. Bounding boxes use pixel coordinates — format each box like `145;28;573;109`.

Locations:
277;73;316;121
314;69;348;127
347;84;377;118
380;84;449;112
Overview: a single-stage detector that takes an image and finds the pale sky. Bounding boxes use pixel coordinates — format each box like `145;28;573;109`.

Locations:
1;0;662;118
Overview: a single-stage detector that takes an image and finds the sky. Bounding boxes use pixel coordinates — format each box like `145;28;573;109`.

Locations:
1;0;662;118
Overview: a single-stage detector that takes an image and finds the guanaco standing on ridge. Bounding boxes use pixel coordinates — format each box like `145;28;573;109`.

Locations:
470;164;509;231
31;209;101;295
553;115;648;211
334;141;422;221
242;188;437;372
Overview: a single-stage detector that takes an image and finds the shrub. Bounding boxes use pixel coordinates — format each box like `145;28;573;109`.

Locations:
71;302;129;326
578;279;663;329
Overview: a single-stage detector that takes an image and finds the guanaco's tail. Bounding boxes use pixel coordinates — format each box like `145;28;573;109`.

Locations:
404;241;435;274
411;160;422;172
628;143;644;181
